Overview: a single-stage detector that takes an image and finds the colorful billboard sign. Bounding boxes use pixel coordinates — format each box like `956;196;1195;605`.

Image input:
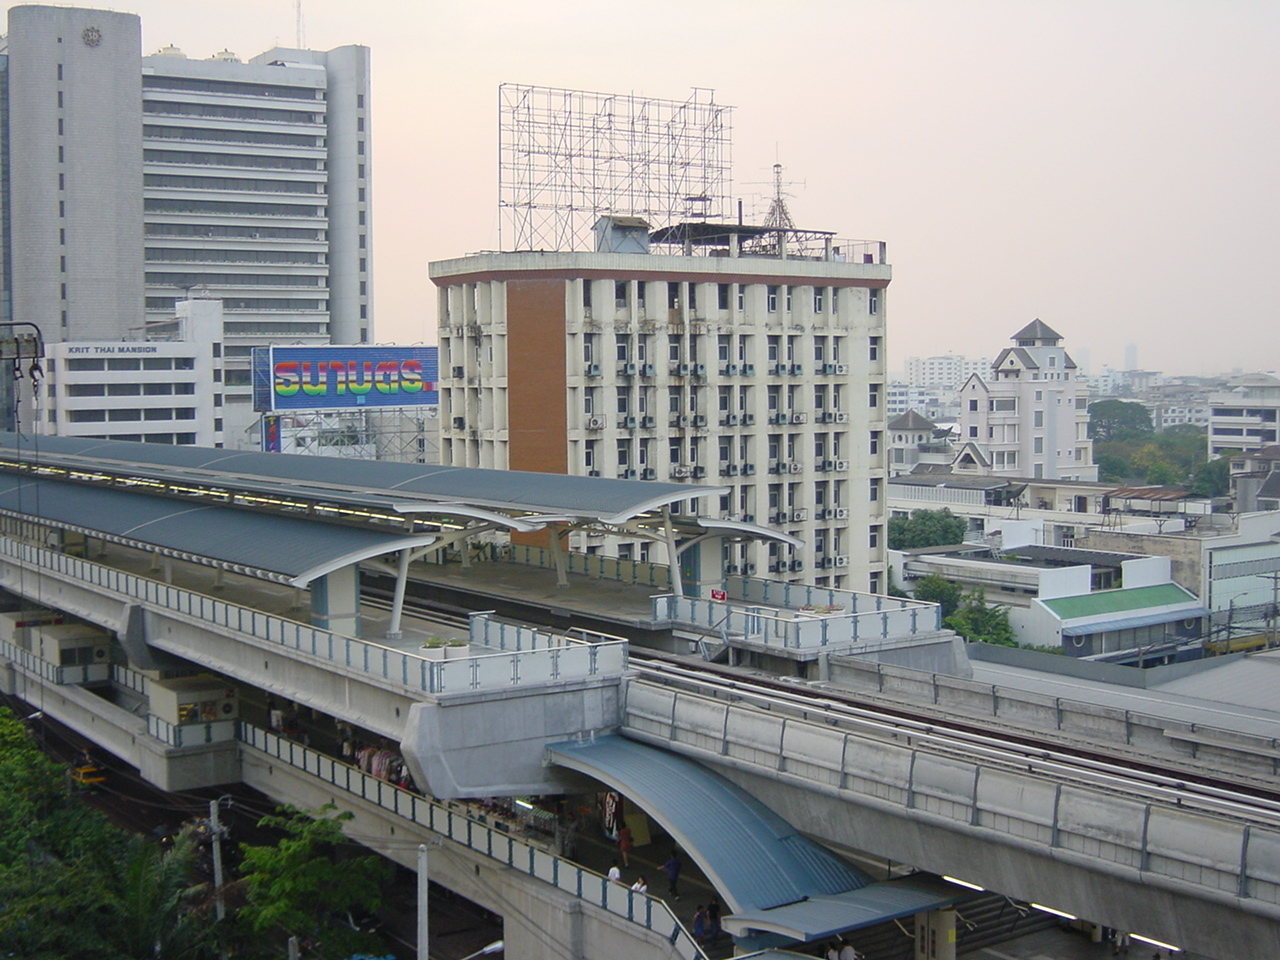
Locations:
252;346;438;412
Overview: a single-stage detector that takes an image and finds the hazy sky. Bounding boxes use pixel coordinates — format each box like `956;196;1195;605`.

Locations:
23;0;1279;376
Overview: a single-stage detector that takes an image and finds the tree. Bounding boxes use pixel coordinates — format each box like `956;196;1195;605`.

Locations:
887;508;968;551
235;805;390;960
1088;399;1152;442
944;588;1014;645
1190;456;1233;498
911;574;964;619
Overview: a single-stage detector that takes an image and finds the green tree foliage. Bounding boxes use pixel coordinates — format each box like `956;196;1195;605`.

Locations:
236;805;390;960
0;708;216;960
1094;423;1213;489
944;588;1014;645
1190;455;1233;498
887;508;968;550
911;574;964;619
1088;399;1152;442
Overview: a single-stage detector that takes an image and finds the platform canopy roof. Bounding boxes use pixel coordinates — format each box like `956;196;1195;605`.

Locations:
0;473;437;586
0;433;726;528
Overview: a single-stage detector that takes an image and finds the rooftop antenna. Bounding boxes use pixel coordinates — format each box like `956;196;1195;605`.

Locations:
295;0;306;48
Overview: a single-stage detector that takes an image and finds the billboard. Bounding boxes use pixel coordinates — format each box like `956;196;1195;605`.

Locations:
253;345;438;412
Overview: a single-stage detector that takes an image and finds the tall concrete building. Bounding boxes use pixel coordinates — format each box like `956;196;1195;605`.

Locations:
430;222;891;592
956;320;1096;481
0;5;372;437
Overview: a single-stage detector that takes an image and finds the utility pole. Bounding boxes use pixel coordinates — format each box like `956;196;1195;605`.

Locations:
209;798;228;923
418;839;443;960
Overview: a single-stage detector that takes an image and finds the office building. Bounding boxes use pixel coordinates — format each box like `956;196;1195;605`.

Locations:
0;5;371;440
956;320;1096;481
1207;373;1280;456
430;220;891;592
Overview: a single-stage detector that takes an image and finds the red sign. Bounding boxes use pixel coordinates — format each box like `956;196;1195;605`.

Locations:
710;589;727;602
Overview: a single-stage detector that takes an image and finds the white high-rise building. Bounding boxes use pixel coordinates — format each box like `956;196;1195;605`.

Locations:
903;354;991;389
430;219;891;592
956;320;1096;481
0;5;372;437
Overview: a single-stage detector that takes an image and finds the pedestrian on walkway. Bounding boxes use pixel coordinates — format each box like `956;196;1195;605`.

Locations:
692;905;708;944
707;897;722;945
607;860;622;883
618;823;633;866
825;941;840;960
630;876;648;894
838;938;861;960
662;849;682;899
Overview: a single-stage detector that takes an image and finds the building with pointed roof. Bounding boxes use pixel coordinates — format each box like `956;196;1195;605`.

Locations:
956;320;1095;481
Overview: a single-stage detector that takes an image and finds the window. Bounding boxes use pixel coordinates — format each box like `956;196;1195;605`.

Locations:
813;289;824;312
1033;437;1044;454
1034;410;1044;428
767;286;778;312
785;287;794;311
870;431;880;455
868;384;880;408
868;288;879;315
869;479;880;502
870;525;881;549
869;336;880;362
718;284;730;310
969;399;979;412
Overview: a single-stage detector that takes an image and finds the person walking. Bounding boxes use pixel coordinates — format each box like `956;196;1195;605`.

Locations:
707;897;722;946
662;849;683;900
692;905;708;944
607;860;622;883
618;823;633;866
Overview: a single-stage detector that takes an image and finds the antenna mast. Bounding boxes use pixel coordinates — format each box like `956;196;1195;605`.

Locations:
295;0;306;48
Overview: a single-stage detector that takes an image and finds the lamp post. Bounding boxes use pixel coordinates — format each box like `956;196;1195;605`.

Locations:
459;941;504;960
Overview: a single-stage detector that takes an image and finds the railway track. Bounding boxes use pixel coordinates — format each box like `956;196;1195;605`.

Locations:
628;650;1280;827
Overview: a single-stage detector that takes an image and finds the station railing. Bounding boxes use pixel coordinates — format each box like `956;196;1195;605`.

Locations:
240;723;704;960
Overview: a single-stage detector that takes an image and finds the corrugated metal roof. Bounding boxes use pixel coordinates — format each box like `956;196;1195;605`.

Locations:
545;735;870;913
0;474;436;585
1040;583;1197;620
1061;608;1209;636
0;433;725;524
724;874;967;942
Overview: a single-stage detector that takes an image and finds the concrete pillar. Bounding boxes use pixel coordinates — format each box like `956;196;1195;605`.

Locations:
311;565;360;637
913;908;956;960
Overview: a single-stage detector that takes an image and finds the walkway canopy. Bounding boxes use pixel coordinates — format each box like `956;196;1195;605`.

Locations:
545;734;872;913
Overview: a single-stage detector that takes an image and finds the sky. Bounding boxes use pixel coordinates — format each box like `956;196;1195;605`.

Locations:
23;0;1280;376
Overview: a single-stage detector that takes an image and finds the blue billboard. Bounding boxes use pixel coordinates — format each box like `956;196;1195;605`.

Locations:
252;345;438;412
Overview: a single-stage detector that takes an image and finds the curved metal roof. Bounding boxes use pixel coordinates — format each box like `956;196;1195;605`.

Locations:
0;433;727;525
0;474;437;586
545;734;870;914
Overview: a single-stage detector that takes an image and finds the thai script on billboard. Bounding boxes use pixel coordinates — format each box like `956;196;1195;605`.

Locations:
252;346;438;412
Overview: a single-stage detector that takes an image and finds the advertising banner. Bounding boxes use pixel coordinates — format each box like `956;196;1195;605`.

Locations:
252;345;438;412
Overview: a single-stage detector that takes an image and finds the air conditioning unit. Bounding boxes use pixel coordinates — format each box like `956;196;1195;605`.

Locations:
693;364;707;376
789;560;804;572
692;415;707;427
791;509;808;522
640;363;655;377
835;412;850;423
834;460;849;471
742;463;756;476
835;364;849;375
725;564;740;575
641;468;657;480
772;412;789;425
823;459;836;472
768;460;784;474
822;363;838;375
640;415;656;428
820;412;836;424
791;412;808;424
675;364;690;376
676;416;690;428
770;510;789;524
787;462;803;473
691;465;707;478
818;557;834;569
721;464;739;477
451;365;465;378
586;363;602;377
622;416;637;429
744;562;757;575
835;556;850;567
790;364;804;376
587;469;601;477
586;416;606;429
742;363;756;376
722;364;739;376
723;414;740;426
814;461;828;473
742;413;756;426
834;507;849;519
767;562;782;573
620;469;638;479
742;513;756;523
772;363;789;376
620;363;638;376
672;465;691;478
451;416;465;429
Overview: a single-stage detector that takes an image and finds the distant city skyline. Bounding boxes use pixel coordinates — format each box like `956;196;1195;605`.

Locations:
18;0;1277;375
